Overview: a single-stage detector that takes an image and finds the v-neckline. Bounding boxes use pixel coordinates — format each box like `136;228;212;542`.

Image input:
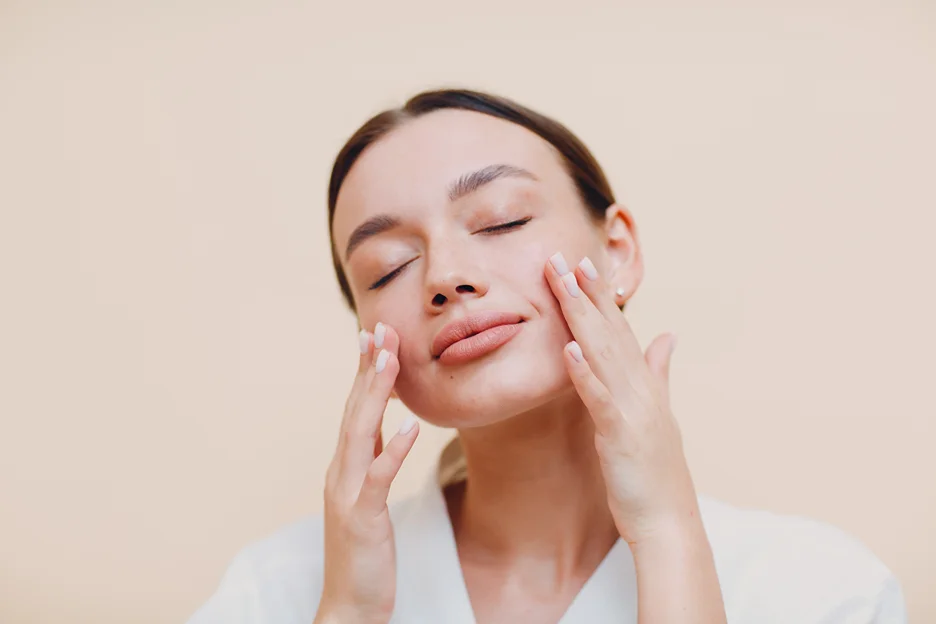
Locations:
406;473;638;623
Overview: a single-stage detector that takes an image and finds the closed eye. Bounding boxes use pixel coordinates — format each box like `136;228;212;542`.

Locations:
480;217;532;234
368;218;531;290
369;258;415;290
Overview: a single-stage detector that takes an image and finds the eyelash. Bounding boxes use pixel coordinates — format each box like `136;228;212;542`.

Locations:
480;216;532;234
369;261;411;290
368;217;533;290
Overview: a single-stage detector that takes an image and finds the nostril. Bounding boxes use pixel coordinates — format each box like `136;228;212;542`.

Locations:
432;293;447;306
455;285;475;293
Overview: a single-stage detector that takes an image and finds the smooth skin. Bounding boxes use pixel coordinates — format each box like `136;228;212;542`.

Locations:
548;253;725;624
318;109;726;623
317;325;417;624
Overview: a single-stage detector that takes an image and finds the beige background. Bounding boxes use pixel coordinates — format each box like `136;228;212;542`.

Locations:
1;1;934;622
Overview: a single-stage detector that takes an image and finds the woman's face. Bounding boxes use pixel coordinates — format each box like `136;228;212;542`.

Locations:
332;109;637;428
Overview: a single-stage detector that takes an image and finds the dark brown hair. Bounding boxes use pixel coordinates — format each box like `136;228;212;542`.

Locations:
328;88;616;310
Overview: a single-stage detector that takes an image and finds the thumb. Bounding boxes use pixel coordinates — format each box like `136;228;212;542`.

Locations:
644;333;678;391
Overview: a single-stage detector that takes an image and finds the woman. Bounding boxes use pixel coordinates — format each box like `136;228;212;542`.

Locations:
189;89;905;623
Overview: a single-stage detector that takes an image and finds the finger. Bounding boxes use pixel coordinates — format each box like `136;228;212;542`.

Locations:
344;330;374;419
358;329;373;372
371;322;400;364
574;255;646;362
644;333;677;402
573;256;627;321
545;252;607;342
340;347;401;481
546;252;625;385
345;323;400;439
356;415;420;515
333;330;375;462
374;429;384;458
563;340;627;438
372;322;401;404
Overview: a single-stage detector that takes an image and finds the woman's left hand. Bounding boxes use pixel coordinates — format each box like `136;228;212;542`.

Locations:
544;251;701;547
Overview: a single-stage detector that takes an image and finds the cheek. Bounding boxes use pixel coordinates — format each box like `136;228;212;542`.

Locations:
494;238;566;325
382;309;429;376
357;292;418;336
494;235;553;291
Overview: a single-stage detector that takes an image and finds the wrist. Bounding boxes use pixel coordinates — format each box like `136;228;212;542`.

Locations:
629;521;718;595
626;507;708;553
313;603;389;624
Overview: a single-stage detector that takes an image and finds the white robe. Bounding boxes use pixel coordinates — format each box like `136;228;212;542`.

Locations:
188;438;907;623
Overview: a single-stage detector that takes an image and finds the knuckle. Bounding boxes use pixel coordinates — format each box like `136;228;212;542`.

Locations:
324;493;353;519
350;423;379;442
591;387;615;410
594;432;616;455
593;397;615;417
323;472;346;497
365;461;393;489
383;441;407;465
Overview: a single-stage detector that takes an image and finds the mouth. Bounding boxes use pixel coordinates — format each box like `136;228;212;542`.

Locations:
432;311;526;366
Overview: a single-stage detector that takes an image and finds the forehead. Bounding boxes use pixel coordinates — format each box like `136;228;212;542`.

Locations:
332;109;565;239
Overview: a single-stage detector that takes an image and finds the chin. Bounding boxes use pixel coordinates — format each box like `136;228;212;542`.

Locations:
396;344;573;428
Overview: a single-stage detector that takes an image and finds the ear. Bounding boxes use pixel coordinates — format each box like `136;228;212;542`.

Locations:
602;204;644;307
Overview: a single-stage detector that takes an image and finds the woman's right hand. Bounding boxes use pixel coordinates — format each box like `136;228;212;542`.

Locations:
314;323;420;624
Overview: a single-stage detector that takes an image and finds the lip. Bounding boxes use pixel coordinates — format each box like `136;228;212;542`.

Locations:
432;311;525;365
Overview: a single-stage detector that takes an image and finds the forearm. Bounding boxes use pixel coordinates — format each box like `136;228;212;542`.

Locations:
630;518;727;624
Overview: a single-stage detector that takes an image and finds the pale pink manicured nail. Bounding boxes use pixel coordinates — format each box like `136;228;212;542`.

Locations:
398;414;418;435
578;256;598;281
374;322;386;348
358;330;369;355
550;252;570;276
375;349;390;373
567;341;584;362
561;272;580;297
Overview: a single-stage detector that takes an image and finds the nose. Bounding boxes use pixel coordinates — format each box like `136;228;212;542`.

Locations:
423;248;490;313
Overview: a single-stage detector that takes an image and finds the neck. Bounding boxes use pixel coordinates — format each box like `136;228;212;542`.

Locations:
447;391;620;572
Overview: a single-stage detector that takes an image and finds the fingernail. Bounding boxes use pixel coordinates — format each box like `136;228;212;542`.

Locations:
375;349;390;373
550;252;569;276
358;330;369;355
561;272;580;297
578;256;598;281
567;341;584;362
374;322;386;348
398;414;417;435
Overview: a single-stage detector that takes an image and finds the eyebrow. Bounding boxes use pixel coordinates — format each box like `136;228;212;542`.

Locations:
344;213;402;260
343;163;538;260
447;164;538;202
